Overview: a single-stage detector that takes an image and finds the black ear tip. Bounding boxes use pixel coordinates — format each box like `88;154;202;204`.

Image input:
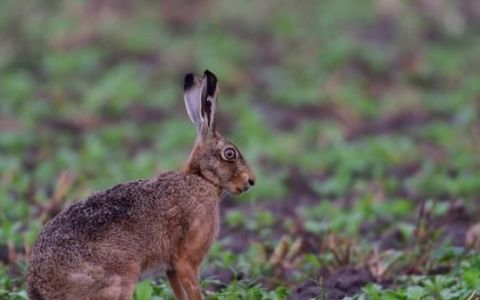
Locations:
203;69;217;82
203;70;218;98
184;73;195;90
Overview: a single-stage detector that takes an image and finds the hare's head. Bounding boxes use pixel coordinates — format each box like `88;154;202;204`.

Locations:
183;70;255;194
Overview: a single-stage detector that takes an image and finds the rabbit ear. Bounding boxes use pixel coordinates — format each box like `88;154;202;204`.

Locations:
199;70;218;136
183;73;203;130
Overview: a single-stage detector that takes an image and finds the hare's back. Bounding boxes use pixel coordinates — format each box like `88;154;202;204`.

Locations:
48;179;147;240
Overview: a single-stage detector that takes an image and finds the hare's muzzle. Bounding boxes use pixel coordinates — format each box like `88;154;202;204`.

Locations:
245;178;255;192
238;172;255;193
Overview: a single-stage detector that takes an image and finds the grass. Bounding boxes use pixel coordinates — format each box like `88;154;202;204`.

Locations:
1;0;480;299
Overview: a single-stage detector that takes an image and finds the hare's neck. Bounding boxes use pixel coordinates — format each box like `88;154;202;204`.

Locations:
183;151;196;174
183;164;222;197
184;163;219;189
183;143;223;195
183;142;201;174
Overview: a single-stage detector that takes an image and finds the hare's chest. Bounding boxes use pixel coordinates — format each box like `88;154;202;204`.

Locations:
183;205;219;260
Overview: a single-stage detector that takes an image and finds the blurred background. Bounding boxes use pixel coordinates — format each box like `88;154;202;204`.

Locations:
1;0;480;299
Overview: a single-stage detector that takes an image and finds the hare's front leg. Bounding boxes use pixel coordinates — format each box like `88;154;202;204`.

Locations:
167;269;186;300
172;259;202;300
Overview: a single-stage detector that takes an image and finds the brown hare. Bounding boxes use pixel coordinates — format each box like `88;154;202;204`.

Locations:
26;70;256;300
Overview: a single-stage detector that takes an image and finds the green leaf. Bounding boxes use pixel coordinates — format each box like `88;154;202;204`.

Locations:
462;269;480;289
405;286;425;300
135;280;154;300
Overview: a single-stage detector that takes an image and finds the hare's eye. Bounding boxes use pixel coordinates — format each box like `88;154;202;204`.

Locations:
222;147;237;161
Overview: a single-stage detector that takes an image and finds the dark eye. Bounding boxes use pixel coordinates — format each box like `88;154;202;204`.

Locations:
222;147;238;161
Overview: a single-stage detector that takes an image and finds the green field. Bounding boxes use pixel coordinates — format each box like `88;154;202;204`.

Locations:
1;1;480;299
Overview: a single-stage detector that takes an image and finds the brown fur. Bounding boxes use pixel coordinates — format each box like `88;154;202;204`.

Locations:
26;70;255;300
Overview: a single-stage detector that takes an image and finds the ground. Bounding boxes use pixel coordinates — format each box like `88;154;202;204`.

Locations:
1;0;480;299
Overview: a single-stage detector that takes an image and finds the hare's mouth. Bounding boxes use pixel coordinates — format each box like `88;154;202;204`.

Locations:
228;178;254;194
232;188;242;194
235;185;251;194
229;187;246;195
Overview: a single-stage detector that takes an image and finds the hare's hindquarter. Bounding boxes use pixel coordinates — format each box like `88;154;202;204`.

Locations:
27;179;150;300
27;172;221;300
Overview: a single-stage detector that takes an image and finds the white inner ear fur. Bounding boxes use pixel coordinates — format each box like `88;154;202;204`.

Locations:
184;80;202;131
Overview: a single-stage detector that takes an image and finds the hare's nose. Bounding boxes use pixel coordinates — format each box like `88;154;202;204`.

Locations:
248;178;255;186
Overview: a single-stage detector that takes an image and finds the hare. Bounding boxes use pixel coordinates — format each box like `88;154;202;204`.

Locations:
26;70;256;300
